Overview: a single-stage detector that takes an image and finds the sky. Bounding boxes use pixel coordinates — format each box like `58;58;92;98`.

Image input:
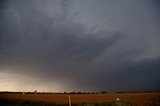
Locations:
0;0;160;92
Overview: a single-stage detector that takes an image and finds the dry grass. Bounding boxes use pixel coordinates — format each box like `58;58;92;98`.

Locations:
0;92;160;105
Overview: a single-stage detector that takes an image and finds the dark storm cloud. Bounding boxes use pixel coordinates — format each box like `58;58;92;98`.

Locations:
86;58;160;92
0;0;160;92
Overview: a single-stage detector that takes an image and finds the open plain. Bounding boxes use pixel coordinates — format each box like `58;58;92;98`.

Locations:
0;92;160;106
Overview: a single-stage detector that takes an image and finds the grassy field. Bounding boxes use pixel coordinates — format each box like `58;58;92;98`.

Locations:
0;92;160;106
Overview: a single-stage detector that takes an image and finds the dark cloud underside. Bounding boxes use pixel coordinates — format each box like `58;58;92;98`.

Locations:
0;0;160;92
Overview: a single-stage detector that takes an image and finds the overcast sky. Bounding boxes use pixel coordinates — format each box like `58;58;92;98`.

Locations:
0;0;160;92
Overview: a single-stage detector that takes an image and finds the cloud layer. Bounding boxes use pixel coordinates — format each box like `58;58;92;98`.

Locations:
0;0;160;92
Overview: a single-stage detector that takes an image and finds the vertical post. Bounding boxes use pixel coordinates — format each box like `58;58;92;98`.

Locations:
69;95;71;106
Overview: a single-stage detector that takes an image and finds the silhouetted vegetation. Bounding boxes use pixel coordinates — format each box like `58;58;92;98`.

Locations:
101;91;107;93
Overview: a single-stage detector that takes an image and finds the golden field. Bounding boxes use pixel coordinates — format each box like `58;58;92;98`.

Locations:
0;92;160;106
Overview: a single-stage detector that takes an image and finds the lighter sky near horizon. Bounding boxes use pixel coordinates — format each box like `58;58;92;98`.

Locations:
0;0;160;92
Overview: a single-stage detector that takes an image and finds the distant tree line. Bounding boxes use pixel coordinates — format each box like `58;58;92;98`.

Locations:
0;90;157;94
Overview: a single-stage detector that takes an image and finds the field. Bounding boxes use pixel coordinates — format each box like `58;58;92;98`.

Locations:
0;92;160;106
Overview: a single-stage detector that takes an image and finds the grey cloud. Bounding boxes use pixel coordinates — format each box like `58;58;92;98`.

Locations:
0;0;160;92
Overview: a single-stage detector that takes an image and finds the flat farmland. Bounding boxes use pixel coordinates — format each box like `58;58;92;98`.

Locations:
0;92;160;106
